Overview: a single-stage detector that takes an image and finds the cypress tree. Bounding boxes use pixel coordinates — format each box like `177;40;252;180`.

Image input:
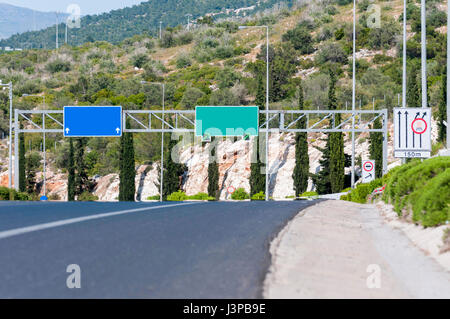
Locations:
328;72;345;193
25;152;39;194
74;138;90;197
18;132;26;192
438;74;447;143
163;126;186;199
119;128;136;201
67;138;75;201
369;118;383;179
407;64;420;108
313;72;345;194
250;75;266;196
292;82;309;196
207;137;219;199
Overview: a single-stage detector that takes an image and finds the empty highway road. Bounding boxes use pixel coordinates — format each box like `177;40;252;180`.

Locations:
0;200;317;298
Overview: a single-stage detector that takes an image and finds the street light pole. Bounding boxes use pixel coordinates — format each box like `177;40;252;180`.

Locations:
239;25;270;201
22;93;46;197
351;0;356;189
141;81;165;202
421;0;427;109
447;0;450;149
1;81;13;189
402;0;407;109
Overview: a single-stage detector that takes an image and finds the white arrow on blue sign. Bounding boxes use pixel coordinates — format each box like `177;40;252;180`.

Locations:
64;106;122;137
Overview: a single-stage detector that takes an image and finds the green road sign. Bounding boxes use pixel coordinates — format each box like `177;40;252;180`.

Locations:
195;106;259;138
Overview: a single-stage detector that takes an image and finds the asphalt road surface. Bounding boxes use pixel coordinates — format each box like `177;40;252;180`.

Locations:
0;200;316;298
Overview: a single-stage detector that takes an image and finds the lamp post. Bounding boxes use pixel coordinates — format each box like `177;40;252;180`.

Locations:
421;0;427;109
351;0;356;188
22;93;46;197
141;81;165;202
0;81;13;189
239;25;270;201
447;0;449;149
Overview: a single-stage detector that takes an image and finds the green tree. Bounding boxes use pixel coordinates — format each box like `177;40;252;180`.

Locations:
119;128;136;201
250;75;266;197
438;74;447;143
25;151;41;194
328;72;345;193
407;64;420;108
292;83;309;196
369;118;383;178
207;138;219;199
163;129;186;199
74;138;90;197
313;72;344;194
18;132;26;193
250;137;266;196
67;138;75;201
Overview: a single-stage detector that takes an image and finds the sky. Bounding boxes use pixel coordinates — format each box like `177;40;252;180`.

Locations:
0;0;145;15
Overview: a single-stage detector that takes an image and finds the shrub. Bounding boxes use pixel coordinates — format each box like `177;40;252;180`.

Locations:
147;195;160;201
167;191;188;201
188;192;214;200
282;25;314;54
176;53;192;69
315;43;348;65
343;179;383;204
251;192;265;201
45;60;71;73
382;157;450;227
301;191;319;198
231;188;250;200
0;187;32;201
131;53;149;68
78;192;99;202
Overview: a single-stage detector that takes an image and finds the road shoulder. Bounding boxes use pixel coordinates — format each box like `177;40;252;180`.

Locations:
263;200;450;299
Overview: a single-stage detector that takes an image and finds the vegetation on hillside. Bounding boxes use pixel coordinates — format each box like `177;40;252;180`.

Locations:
0;0;288;49
0;0;448;201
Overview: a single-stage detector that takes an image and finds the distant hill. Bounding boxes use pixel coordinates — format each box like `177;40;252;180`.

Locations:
0;0;288;49
0;3;68;43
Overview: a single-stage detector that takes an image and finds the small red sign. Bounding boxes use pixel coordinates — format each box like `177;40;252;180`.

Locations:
227;186;236;194
411;118;427;135
363;161;374;172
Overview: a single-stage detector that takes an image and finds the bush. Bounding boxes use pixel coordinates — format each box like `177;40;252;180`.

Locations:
315;43;348;65
412;169;450;227
231;188;250;200
251;192;265;201
147;195;160;201
382;157;450;227
176;53;192;69
0;187;32;201
188;192;215;201
167;191;188;201
45;60;71;73
301;191;319;198
78;192;99;202
343;179;383;204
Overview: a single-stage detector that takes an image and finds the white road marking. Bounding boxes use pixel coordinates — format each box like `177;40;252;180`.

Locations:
0;202;200;240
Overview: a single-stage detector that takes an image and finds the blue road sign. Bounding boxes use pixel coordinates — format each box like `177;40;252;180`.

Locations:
64;106;122;137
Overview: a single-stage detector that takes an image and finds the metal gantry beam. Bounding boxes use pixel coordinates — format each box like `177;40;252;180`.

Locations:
14;109;389;192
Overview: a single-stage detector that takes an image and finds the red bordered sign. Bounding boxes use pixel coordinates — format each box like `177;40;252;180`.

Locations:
411;118;427;135
227;186;236;194
363;161;374;172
